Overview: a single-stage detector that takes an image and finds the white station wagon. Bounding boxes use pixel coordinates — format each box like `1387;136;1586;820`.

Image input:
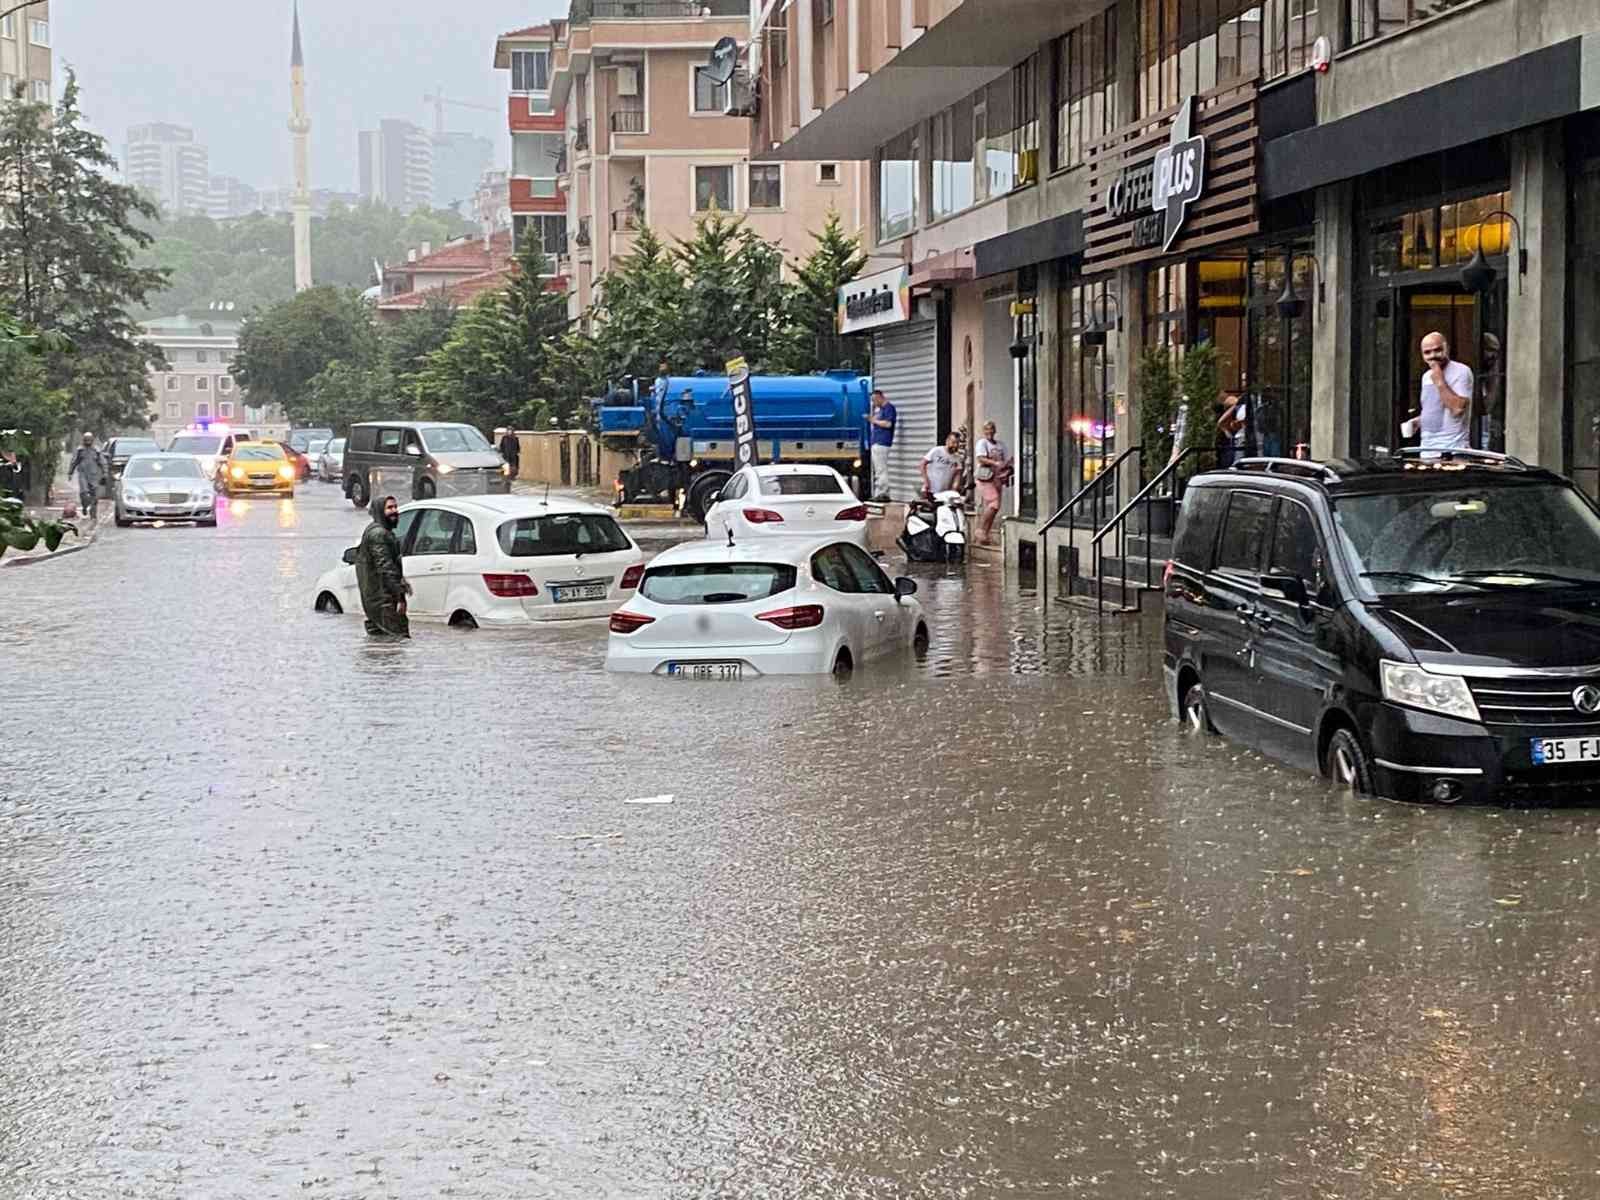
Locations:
313;495;644;627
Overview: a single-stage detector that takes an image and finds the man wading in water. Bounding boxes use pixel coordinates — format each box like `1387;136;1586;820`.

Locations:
356;494;411;638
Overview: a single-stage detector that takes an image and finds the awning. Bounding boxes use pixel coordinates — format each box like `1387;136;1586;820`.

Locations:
973;212;1084;278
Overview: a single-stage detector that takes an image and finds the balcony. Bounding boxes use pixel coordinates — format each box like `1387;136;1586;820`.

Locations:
574;120;590;154
582;0;747;18
574;217;593;263
609;109;646;135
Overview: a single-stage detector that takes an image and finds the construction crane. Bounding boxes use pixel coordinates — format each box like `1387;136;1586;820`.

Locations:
422;90;499;136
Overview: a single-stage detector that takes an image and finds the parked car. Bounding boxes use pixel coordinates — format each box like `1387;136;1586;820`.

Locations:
287;427;334;459
1164;450;1600;804
342;421;511;507
114;453;216;527
701;463;869;548
606;534;928;678
317;437;346;483
100;436;160;497
312;495;644;627
166;428;253;481
273;440;314;481
218;441;296;498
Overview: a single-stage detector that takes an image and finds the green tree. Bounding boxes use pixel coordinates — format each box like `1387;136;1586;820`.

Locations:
232;286;379;421
586;225;682;384
384;291;459;410
0;73;169;451
0;308;71;507
670;212;789;372
781;210;869;374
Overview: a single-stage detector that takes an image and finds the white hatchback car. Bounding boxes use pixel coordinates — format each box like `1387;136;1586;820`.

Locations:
313;495;644;627
605;534;928;678
701;464;869;548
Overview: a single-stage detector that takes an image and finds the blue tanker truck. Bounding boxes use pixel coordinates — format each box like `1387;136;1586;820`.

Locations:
597;370;871;520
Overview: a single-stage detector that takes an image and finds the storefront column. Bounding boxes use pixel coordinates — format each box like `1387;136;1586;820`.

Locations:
1036;261;1063;517
1312;181;1355;459
1505;124;1567;470
1116;263;1145;509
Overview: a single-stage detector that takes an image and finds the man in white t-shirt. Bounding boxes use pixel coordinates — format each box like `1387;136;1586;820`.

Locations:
1415;330;1473;451
920;432;964;496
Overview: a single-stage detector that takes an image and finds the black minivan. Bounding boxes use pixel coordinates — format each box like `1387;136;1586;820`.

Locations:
1164;451;1600;803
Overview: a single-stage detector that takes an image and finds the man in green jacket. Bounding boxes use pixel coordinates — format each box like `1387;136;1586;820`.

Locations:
356;494;411;637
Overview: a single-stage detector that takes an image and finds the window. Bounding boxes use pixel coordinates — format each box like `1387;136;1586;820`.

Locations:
196;349;209;363
513;213;568;274
810;545;859;592
839;543;895;594
0;15;13;37
1349;0;1471;46
818;162;839;185
420;426;491;453
512;132;563;182
694;164;733;213
195;376;209;391
930;95;975;220
195;401;211;419
218;376;233;392
817;0;835;23
693;66;730;113
759;473;845;496
1053;5;1118;172
1;75;15;101
218;402;234;419
28;19;47;46
376;428;404;455
30;79;47;104
876;127;919;243
748;164;781;209
164;375;180;391
394;509;422;550
165;401;181;419
1174;485;1227;571
496;513;631;556
1269;500;1325;594
410;508;467;556
1216;491;1273;574
1138;0;1317;113
510;49;550;93
639;562;798;604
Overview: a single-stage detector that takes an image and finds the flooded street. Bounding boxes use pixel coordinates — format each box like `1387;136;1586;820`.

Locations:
5;484;1600;1198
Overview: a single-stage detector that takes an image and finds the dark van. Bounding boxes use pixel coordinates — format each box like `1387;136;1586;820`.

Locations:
342;421;510;506
1164;451;1600;803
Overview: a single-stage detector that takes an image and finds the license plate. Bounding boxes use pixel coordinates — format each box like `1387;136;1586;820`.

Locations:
666;661;742;680
1530;735;1600;765
551;582;608;603
251;478;275;487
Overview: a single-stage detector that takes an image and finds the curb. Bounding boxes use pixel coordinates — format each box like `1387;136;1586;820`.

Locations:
2;520;102;568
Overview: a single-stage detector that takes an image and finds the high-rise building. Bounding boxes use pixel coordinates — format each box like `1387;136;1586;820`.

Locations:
431;131;494;212
124;123;210;216
359;119;434;211
0;0;51;109
205;176;260;220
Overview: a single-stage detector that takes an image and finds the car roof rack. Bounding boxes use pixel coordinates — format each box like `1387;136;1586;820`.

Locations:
1387;446;1529;468
1231;456;1341;483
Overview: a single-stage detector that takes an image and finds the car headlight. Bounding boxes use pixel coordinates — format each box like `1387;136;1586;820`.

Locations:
122;485;145;501
278;464;294;480
500;463;510;476
438;463;455;475
230;466;245;479
1380;660;1480;722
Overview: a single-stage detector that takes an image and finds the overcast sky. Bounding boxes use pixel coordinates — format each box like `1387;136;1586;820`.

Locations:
54;0;569;193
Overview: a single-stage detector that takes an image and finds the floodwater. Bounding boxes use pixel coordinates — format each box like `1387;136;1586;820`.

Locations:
4;485;1600;1198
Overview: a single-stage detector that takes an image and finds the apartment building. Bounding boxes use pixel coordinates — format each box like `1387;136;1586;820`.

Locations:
0;0;50;107
125;123;210;216
359;119;434;211
374;231;515;322
205;175;261;220
529;1;867;322
141;313;285;445
754;0;1600;572
493;24;571;285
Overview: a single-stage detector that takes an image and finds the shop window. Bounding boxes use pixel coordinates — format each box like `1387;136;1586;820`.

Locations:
930;95;975;220
1362;190;1510;279
875;127;919;243
1053;5;1118;172
1349;0;1473;48
1059;279;1117;513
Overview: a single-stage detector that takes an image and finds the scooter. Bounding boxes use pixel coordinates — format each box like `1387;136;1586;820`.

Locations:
898;490;967;563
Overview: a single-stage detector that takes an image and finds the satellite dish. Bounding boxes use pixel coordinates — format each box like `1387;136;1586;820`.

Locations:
705;36;738;87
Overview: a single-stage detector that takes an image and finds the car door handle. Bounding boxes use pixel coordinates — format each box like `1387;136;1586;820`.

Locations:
873;611;887;621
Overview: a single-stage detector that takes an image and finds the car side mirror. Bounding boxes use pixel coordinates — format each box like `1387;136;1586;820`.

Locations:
894;576;918;601
1259;572;1308;605
404;444;422;457
341;546;359;566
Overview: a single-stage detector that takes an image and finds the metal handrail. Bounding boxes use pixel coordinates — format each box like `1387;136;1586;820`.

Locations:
1089;445;1217;614
1038;445;1141;611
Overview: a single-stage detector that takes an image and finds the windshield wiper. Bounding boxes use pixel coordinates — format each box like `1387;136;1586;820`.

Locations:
1452;569;1600;588
702;592;749;603
1359;570;1488;591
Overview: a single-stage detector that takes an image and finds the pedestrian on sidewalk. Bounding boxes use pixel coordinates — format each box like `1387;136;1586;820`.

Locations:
356;494;411;639
866;388;896;501
920;432;965;497
497;427;521;480
67;433;106;521
973;421;1012;546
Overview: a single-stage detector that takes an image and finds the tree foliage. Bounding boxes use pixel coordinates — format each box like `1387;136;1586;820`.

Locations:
782;211;870;374
232;286;380;418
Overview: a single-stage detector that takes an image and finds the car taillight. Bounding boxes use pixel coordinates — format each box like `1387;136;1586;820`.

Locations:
835;504;868;521
755;604;825;630
482;572;538;597
610;610;655;633
620;564;643;589
743;507;785;524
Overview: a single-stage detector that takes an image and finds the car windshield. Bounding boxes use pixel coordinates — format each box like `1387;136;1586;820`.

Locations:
1334;483;1600;593
497;513;631;557
126;457;201;479
168;436;222;455
761;473;846;496
639;562;798;605
305;438;330;454
326;438;345;453
235;446;283;461
288;430;332;450
115;440;159;455
422;426;491;453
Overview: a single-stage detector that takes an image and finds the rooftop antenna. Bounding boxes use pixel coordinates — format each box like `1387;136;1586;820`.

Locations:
726;526;734;547
543;481;550;504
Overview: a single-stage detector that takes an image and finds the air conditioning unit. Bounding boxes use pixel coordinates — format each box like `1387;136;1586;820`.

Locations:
723;68;757;119
617;66;639;97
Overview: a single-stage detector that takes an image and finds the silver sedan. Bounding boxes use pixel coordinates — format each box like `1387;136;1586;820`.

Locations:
316;437;346;483
115;453;217;527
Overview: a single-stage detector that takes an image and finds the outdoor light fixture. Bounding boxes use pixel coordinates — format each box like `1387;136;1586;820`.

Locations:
1275;252;1326;321
1081;292;1123;348
1460;208;1527;295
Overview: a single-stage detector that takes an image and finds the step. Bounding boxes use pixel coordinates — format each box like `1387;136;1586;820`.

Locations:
1125;532;1175;562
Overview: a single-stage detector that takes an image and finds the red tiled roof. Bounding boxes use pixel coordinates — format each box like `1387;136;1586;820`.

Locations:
388;230;512;275
377;267;513;313
499;23;552;39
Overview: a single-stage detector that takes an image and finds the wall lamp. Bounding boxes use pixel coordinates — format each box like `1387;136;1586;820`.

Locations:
1461;209;1527;295
1275;251;1325;320
1081;291;1123;347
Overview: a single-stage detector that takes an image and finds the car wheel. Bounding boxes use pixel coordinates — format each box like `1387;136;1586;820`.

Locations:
198;516;217;528
114;510;130;528
448;609;478;630
1325;728;1375;794
832;648;854;677
315;592;343;614
686;473;729;524
350;474;369;508
418;477;437;500
1181;680;1216;734
286;489;295;500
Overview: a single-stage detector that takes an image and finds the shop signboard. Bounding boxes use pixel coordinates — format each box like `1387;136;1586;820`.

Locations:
837;265;912;335
1085;81;1260;272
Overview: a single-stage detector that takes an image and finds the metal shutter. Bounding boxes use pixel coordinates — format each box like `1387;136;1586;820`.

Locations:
872;320;937;502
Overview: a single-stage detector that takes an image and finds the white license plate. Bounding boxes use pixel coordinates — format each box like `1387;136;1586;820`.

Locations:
551;582;608;603
666;661;742;680
1530;735;1600;765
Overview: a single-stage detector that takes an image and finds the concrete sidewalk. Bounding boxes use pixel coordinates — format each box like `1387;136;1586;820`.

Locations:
1;506;102;567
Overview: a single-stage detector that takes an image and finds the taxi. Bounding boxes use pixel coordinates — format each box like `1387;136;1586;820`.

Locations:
219;439;297;498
